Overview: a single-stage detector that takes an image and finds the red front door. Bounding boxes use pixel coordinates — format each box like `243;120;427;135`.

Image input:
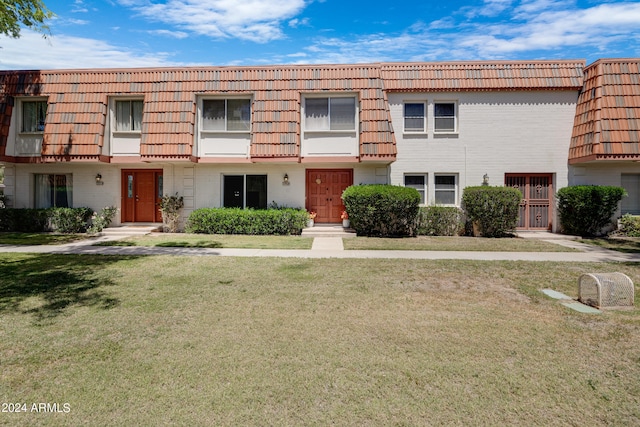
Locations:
306;169;353;223
121;170;163;222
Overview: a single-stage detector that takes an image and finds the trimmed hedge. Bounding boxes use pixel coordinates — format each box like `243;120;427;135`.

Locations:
462;186;522;237
557;185;626;236
341;185;420;237
417;206;465;236
185;207;308;235
0;207;94;233
49;207;94;233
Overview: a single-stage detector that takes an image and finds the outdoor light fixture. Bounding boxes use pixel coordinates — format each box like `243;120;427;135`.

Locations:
95;173;103;185
283;173;289;185
482;173;489;186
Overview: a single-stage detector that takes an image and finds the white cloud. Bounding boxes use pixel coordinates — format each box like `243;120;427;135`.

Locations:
147;29;189;39
0;31;178;69
122;0;307;42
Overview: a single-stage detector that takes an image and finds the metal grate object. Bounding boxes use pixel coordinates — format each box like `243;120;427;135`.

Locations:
578;273;635;308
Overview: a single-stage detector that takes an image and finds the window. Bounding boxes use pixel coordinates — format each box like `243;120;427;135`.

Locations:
435;174;457;205
404;174;427;204
305;97;356;131
434;102;456;133
404;102;426;132
621;174;640;215
202;99;251;132
115;100;143;132
22;100;47;132
35;174;72;208
223;175;267;209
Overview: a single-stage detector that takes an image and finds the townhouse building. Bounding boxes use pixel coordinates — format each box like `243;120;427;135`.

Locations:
1;58;638;232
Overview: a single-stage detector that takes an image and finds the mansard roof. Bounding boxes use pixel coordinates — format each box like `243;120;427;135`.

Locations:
570;58;640;163
0;60;587;162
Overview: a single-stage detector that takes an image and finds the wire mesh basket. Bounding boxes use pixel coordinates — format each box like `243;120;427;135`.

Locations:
578;273;635;309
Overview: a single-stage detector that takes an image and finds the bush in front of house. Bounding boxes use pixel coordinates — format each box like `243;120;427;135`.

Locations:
617;214;640;237
342;184;421;237
0;208;50;232
417;206;465;236
0;207;95;233
462;186;522;237
49;207;94;233
556;185;626;236
185;207;309;235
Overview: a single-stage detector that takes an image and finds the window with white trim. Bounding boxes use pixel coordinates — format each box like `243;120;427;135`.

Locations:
35;174;72;208
202;98;251;132
304;96;356;131
223;174;267;209
434;102;457;133
115;100;143;132
404;102;426;133
434;174;457;205
21;99;47;132
404;174;427;204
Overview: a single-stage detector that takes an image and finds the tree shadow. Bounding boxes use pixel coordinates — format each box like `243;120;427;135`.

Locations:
0;253;138;324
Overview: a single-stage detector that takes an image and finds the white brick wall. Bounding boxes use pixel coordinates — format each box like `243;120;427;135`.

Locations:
389;90;579;206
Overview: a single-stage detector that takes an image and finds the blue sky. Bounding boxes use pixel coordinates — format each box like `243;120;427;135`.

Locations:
1;0;640;69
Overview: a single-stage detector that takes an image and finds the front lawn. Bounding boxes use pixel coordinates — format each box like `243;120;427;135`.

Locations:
0;254;638;425
582;237;640;253
94;233;314;249
344;235;577;252
0;232;87;245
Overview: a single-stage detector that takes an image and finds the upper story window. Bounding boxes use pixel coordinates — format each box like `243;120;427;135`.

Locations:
21;99;48;133
434;102;457;133
115;99;143;132
404;102;426;133
202;98;251;132
304;96;356;131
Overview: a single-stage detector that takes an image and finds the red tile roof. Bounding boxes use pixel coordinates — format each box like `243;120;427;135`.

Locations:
381;60;585;91
570;59;640;163
0;60;587;163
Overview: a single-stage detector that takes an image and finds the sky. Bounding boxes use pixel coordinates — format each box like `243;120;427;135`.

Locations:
1;0;640;70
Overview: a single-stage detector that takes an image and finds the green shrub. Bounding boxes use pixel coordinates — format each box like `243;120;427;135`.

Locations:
417;206;465;236
186;207;308;235
462;186;522;237
341;185;420;237
617;214;640;237
556;185;626;236
49;207;94;233
88;206;118;234
0;209;50;232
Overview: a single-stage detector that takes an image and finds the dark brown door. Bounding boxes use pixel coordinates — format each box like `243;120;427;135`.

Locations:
306;169;353;223
505;174;553;230
121;170;163;222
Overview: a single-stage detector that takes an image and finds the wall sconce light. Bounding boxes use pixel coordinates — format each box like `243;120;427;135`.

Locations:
282;173;290;185
482;173;489;186
95;173;104;185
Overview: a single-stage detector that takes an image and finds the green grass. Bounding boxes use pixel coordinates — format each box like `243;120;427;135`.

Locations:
94;233;313;249
582;237;640;253
344;235;578;252
0;253;638;426
0;232;87;245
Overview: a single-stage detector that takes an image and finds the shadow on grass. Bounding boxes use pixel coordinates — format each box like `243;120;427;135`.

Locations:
0;254;137;323
586;238;640;254
155;241;223;248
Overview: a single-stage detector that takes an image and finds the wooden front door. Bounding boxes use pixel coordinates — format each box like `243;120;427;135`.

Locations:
505;174;553;230
121;170;163;223
306;169;353;223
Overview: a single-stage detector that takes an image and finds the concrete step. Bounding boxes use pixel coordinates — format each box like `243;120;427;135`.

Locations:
100;225;161;236
302;224;356;238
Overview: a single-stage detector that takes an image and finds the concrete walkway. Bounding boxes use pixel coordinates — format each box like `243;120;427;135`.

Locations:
1;230;639;262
